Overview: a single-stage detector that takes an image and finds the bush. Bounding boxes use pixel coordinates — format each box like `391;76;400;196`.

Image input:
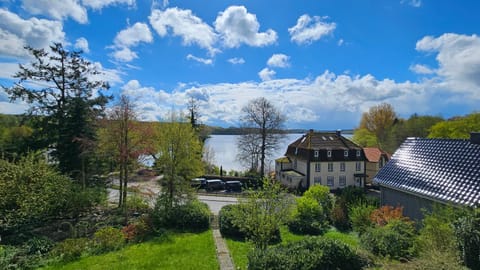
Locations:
51;238;91;262
288;196;329;235
331;197;350;231
122;215;153;243
92;226;125;253
247;236;367;270
361;219;415;259
24;236;54;255
349;203;375;235
219;204;245;239
153;199;210;232
126;194;151;215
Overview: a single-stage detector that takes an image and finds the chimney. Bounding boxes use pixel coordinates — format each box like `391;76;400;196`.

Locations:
471;132;480;145
336;129;342;136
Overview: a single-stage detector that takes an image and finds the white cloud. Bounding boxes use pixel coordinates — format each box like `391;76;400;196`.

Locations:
0;9;66;58
214;5;277;48
401;0;422;8
228;57;245;65
111;22;153;62
21;0;88;24
338;39;344;46
186;54;213;65
409;64;434;74
149;8;218;55
91;62;123;86
74;37;89;53
267;54;290;68
0;62;19;79
82;0;135;10
288;14;336;45
416;33;480;93
114;22;153;47
258;68;276;81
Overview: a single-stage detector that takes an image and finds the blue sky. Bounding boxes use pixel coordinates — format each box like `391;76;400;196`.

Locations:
0;0;479;129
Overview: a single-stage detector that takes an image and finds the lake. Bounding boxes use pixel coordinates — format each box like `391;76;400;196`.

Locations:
204;133;303;172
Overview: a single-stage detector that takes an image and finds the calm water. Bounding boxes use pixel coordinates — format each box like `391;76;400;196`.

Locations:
204;134;303;172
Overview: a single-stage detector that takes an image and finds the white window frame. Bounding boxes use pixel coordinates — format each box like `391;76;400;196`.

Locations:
328;162;333;172
340;162;345;172
327;176;334;186
314;150;319;157
356;150;361;157
339;175;346;187
344;150;348;157
315;162;321;172
327;150;332;157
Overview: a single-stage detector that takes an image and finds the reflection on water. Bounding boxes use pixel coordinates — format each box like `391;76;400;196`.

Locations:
204;134;303;172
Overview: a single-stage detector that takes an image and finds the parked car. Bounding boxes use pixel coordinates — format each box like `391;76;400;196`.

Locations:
190;178;207;189
225;180;242;192
205;179;225;191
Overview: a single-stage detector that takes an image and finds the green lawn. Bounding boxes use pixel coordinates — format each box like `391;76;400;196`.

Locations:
42;231;219;270
225;227;360;270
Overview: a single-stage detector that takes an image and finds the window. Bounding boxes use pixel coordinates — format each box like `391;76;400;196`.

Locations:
339;176;346;187
295;147;298;155
314;150;319;157
340;162;345;172
356;161;361;171
327;176;334;186
344;150;348;157
328;162;333;172
327;150;332;157
315;162;321;172
314;177;321;185
356;150;361;157
294;159;297;169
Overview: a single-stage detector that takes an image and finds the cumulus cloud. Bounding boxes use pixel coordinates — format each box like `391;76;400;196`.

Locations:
82;0;135;10
214;5;277;48
149;8;218;55
74;37;89;53
21;0;88;24
111;22;153;62
267;54;290;68
409;64;434;74
416;33;480;93
288;14;336;45
258;68;276;81
0;9;66;57
401;0;422;8
186;54;213;65
228;57;245;65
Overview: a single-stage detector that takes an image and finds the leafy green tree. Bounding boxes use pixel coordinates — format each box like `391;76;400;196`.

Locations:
454;208;480;269
233;179;294;250
352;128;378;147
154;113;204;209
359;103;397;148
2;43;110;180
429;112;480;139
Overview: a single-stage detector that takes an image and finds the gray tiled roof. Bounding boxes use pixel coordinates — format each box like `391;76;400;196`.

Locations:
374;137;480;206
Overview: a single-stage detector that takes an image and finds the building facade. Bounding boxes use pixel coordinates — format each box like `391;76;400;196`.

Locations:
363;147;390;185
275;130;366;190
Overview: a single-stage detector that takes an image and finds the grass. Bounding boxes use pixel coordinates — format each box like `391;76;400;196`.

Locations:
42;230;219;270
225;227;360;270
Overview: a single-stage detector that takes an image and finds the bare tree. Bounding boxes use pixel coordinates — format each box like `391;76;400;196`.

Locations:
237;97;285;177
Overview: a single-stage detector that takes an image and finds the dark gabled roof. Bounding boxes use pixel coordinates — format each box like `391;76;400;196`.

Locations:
288;131;361;150
374;137;480;207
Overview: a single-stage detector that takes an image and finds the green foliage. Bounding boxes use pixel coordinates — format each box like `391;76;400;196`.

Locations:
361;219;415;259
232;179;294;249
349;203;375;235
453;208;480;269
92;226;126;253
153;197;210;232
429;112;480;139
338;186;367;206
0;153;73;233
219;204;246;239
247;236;368;270
121;216;153;243
287;185;332;235
126;194;151;214
24;236;54;256
352;128;378;147
51;238;91;262
331;197;350;231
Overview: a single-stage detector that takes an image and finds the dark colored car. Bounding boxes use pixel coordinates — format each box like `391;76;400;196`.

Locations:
225;181;242;192
205;179;225;191
190;178;207;189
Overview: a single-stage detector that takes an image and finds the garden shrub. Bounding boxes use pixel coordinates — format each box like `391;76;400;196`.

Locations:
361;219;415;259
126;194;151;215
51;237;91;262
288;196;329;235
153;198;210;232
219;204;245;239
247;236;368;270
122;215;153;242
24;236;54;255
331;197;350;231
92;226;125;253
349;203;375;235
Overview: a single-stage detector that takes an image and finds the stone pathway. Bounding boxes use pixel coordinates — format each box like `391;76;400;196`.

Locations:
211;215;235;270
